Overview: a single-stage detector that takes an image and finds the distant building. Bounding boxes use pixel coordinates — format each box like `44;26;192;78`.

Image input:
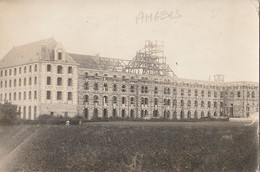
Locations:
0;38;258;120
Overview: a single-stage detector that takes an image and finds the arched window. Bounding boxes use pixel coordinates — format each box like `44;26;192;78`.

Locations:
187;100;191;107
112;96;117;104
201;111;204;118
122;85;126;92
188;89;191;96
214;101;217;108
201;90;204;97
94;83;99;90
201;101;204;108
214;92;217;97
154;98;158;105
208;101;211;108
94;95;99;104
29;91;31;100
14;79;16;87
130;85;135;93
195;90;198;96
34;77;37;85
187;111;191;119
24;78;26;86
252;91;255;98
230;92;234;98
207;111;211;117
34;91;37;100
130;97;135;104
29;65;32;72
121;97;126;104
208;91;211;97
24;66;27;73
194;100;198;107
14;68;17;75
181;100;184;107
29;77;32;85
34;64;37;72
181;89;184;96
103;83;108;91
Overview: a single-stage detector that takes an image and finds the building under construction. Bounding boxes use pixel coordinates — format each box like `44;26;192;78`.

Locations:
0;38;258;120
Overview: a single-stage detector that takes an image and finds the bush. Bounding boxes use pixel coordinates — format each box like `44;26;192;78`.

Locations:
0;101;19;125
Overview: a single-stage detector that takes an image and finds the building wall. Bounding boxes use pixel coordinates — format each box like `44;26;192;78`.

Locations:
77;69;258;120
0;63;39;119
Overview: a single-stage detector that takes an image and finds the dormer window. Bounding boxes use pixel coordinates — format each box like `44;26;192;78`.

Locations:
58;52;62;60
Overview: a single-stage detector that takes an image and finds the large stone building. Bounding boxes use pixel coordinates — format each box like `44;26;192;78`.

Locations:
0;38;258;120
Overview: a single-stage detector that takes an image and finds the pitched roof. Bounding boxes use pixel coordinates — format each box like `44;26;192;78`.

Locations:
0;38;77;68
69;53;126;71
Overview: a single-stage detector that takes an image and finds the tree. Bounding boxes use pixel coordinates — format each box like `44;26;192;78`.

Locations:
0;101;19;125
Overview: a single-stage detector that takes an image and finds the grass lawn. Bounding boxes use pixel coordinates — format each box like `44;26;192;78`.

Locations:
0;121;258;172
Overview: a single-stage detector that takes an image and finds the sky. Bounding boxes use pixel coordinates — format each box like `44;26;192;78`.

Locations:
0;0;258;82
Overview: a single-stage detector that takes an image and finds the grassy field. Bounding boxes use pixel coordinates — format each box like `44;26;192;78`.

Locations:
0;121;258;172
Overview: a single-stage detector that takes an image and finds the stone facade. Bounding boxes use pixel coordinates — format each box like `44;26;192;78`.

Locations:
0;38;258;120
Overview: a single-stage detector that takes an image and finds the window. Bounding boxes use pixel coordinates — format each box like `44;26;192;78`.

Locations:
34;77;37;85
113;96;117;104
130;85;135;93
24;78;26;86
29;91;31;100
34;91;37;100
47;77;51;85
9;93;11;101
5;81;7;88
68;92;72;101
9;80;11;87
58;52;62;60
68;66;73;74
201;101;205;108
4;70;7;76
230;92;234;98
19;92;21;100
201;90;204;97
57;65;63;74
57;77;62;86
14;68;17;75
34;64;37;72
19;79;21;86
252;91;255;98
13;92;16;101
24;91;26;100
19;67;21;74
194;100;198;107
208;101;211;108
181;89;184;96
94;83;99;90
103;83;108;91
9;69;12;75
214;92;217;98
47;91;51;99
208;91;211;97
0;81;2;88
84;82;89;90
57;91;62;100
237;91;241;98
84;95;89;102
122;85;126;92
113;84;117;91
195;90;198;96
68;78;72;86
187;100;191;107
14;79;16;87
154;86;158;94
0;71;2;77
154;98;158;106
130;97;135;105
24;66;27;73
94;95;99;104
29;65;32;72
103;96;108;104
29;77;32;85
188;90;191;96
122;97;126;104
214;101;217;108
47;64;51;72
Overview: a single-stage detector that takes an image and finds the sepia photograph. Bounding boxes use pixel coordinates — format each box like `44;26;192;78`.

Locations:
0;0;259;171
